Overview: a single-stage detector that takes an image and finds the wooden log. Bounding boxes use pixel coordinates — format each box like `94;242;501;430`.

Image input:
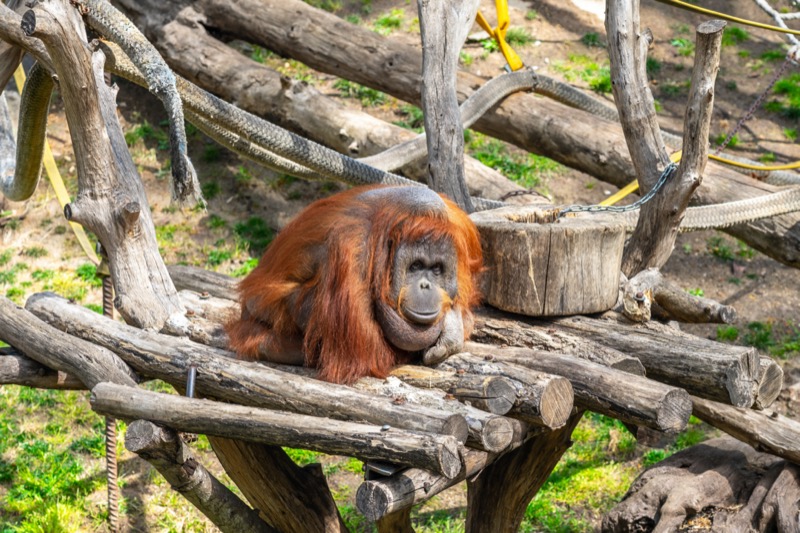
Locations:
471;206;625;316
352;375;514;453
472;312;646;376
389;364;516;415
169;0;800;269
0;350;84;390
209;438;347;532
357;446;499;521
0;297;137;388
609;6;724;274
178;290;239;326
26;292;469;443
754;357;784;411
417;0;477;209
465;413;585;532
111;1;532;204
93;382;463;478
463;343;691;432
439;354;574;429
622;268;736;324
168;264;239;301
549;315;759;407
692;396;800;465
376;508;413;533
124;420;276;533
23;0;185;330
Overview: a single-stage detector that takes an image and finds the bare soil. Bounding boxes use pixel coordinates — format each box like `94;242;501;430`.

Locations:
1;0;800;530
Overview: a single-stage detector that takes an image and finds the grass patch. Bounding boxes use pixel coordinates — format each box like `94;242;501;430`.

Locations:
670;37;694;57
580;32;603;48
721;27;749;47
506;27;534;47
393;104;425;132
552;54;611;94
333;79;387;107
466;131;561;188
373;8;404;35
124;120;169;151
234;217;275;256
765;73;800;119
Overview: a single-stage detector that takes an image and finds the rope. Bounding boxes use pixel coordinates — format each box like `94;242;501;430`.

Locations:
653;0;800;36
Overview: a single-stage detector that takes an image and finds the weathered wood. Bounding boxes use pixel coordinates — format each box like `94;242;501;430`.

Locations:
376;508;414;533
440;353;574;429
465;413;584;532
0;350;84;389
169;265;239;301
417;0;477;210
178;290;239;326
351;375;514;453
622;268;737;324
550;315;760;407
24;0;185;330
110;1;533;204
471;206;625;316
93;382;462;478
389;364;516;415
26;292;469;443
472;312;646;376
692;396;800;465
124;420;276;533
357;446;500;521
755;357;784;411
458;345;691;432
158;0;800;268
209;438;347;532
0;297;137;388
609;8;724;274
604;436;800;532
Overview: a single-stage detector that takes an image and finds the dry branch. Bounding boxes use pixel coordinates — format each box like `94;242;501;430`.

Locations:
93;382;463;478
692;396;800;465
0;296;137;388
168;264;239;301
549;316;760;407
459;345;690;432
25;292;469;443
0;350;83;389
124;420;276;533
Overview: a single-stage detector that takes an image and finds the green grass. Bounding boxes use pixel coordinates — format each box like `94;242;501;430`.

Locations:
234;217;275;256
465;131;562;188
765;73;800;119
333;79;387;107
506;27;534;47
580;32;603;48
551;54;611;94
124;120;169;151
373;8;404;35
393;104;425;132
721;27;749;47
670;37;695;57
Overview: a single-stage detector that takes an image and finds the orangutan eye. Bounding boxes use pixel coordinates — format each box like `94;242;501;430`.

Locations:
409;260;424;272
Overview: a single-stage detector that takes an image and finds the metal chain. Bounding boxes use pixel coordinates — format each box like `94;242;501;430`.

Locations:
714;57;792;155
558;162;678;217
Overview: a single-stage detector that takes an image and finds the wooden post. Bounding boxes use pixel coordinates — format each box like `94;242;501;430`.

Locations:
417;0;478;210
21;0;185;330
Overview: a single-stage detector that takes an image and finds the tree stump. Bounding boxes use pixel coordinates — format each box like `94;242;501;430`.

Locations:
471;205;625;316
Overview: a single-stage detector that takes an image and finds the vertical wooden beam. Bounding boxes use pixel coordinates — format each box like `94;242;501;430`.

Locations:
417;0;478;211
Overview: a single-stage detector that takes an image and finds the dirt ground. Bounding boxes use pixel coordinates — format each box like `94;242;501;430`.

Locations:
1;0;800;530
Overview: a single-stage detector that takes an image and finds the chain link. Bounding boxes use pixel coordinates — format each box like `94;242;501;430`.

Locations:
558;162;678;217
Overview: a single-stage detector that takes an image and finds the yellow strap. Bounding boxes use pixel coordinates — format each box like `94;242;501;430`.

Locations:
476;0;524;71
654;0;800;36
13;65;99;264
710;153;800;171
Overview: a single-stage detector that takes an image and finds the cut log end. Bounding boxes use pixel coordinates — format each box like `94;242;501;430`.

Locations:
441;414;469;444
437;437;462;480
357;480;394;522
657;389;693;432
478;416;514;453
540;377;574;429
479;376;517;414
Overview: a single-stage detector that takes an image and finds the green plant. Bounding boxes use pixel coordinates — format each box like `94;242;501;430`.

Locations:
646;57;661;76
506;27;534;47
201;180;221;200
207;214;227;229
581;32;603;48
74;264;102;288
760;49;785;61
393;104;425;132
759;152;776;163
743;321;774;351
687;288;704;297
207;249;233;267
707;236;734;261
203;145;222;163
551;54;611;94
234;217;274;255
736;240;755;259
670;37;695;57
714;133;739;148
333;79;387;107
525;10;538;20
459;51;474;66
721;27;749;47
250;45;273;64
465;131;561;188
784;128;798;142
373;8;404;35
124;121;169;151
231;257;259;277
765;73;800;119
22;246;48;258
717;325;740;342
481;38;500;53
0;249;12;266
235;165;254;183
